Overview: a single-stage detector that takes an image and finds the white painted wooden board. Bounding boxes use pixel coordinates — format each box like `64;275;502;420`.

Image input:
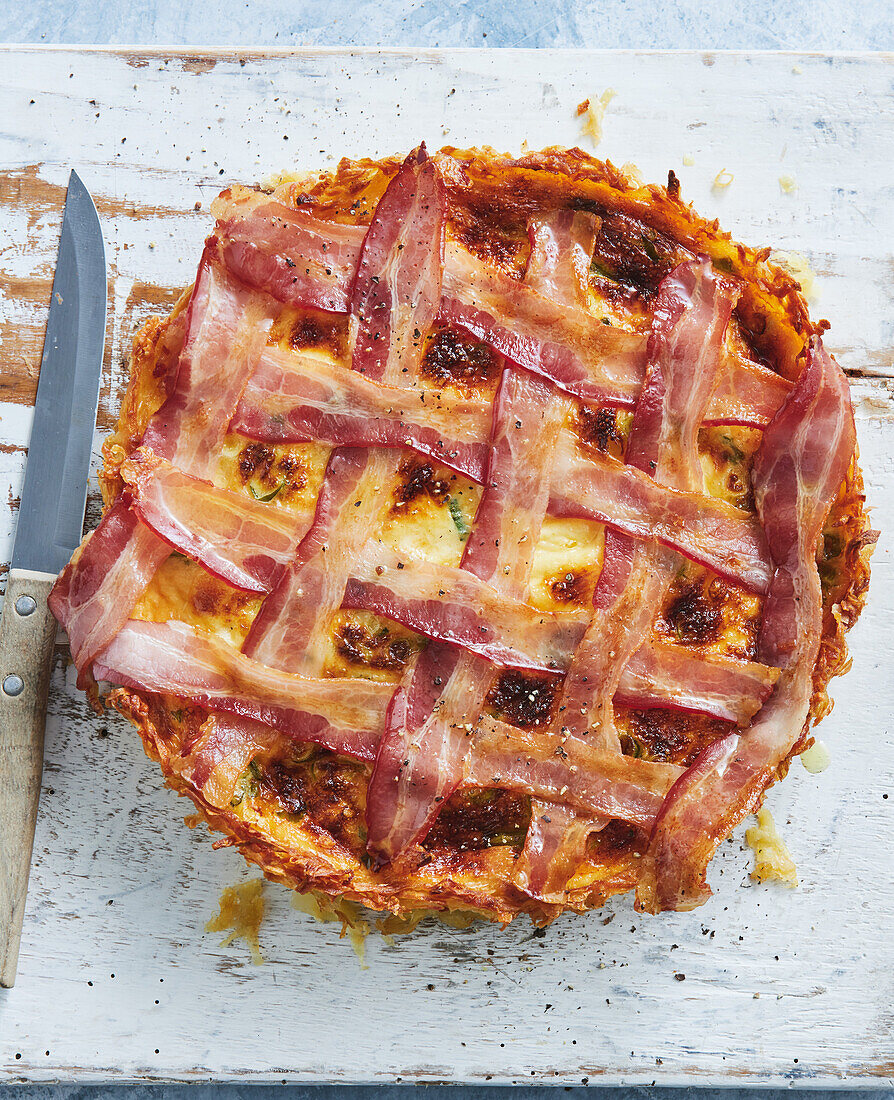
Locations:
0;47;892;1086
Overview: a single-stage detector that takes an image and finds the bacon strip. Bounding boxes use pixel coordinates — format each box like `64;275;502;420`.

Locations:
440;242;790;425
626;259;738;488
620;637;778;726
143;247;275;478
94;620;388;762
570;260;737;744
637;337;856;913
242;447;374;674
231;345;490;482
364;370;564;864
121;448;308;594
518;258;738;892
468;718;683;829
343;551;584;674
213;193;789;427
51;249;279;671
242;154;446;679
231;354;772;591
177;715;285;807
511;803;603;904
215;191;367;314
48;496;171;680
549;439;771;593
524;209;600;309
351;145;445;382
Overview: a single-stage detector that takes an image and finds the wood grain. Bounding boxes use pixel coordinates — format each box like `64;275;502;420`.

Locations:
0;570;59;987
0;47;891;1086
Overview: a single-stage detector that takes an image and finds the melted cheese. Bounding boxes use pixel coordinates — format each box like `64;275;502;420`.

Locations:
746;808;798;888
380;477;479;567
205;879;266;964
132;555;261;648
800;740;831;773
529;516;605;612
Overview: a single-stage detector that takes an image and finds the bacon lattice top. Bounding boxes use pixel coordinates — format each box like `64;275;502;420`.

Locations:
49;146;861;918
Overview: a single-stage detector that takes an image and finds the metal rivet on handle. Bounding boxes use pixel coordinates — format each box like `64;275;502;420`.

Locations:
3;674;24;697
14;595;36;617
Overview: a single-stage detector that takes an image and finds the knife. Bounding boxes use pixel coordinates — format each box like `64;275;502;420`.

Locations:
0;171;106;988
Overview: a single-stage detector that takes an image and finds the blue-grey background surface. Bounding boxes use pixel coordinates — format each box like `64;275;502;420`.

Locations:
1;0;892;1094
1;0;893;50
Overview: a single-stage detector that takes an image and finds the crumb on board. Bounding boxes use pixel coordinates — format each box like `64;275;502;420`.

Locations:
779;173;798;194
769;249;819;301
712;168;735;192
576;90;617;148
183;813;202;829
205;879;266;965
746;808;798;888
682;154;695;167
800;740;831;773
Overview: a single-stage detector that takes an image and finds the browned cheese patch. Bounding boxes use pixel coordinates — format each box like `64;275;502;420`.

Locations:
617;707;735;768
485;670;560;730
421;325;503;395
327;609;422;681
424;787;532;854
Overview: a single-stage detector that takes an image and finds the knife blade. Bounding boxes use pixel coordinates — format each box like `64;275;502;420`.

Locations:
0;170;106;987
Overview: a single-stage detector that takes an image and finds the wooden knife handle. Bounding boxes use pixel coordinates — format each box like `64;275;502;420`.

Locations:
0;568;58;988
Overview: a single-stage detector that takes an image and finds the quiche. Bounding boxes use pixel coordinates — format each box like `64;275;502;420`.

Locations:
49;146;874;923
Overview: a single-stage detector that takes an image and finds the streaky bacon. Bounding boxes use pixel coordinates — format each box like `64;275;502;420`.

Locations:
242;148;448;687
121;447;307;594
512;803;604;904
51;248;280;675
350;145;445;382
440;242;790;425
343;549;585;673
48;496;171;682
94;620;388;762
576;260;736;742
518;257;738;893
524;209;600;309
364;370;564;865
177;715;285;807
215;191;367;314
625;259;739;488
440;241;643;406
637;337;856;913
558;532;678;749
620;636;779;726
468;717;683;829
461;371;569;590
143;246;275;478
549;431;772;593
242;447;374;674
231;345;490;482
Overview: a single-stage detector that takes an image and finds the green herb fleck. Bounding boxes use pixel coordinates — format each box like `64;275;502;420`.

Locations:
250;482;283;503
448;497;470;542
590;258;617;282
720;433;745;463
230;758;262;807
639;233;660;264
